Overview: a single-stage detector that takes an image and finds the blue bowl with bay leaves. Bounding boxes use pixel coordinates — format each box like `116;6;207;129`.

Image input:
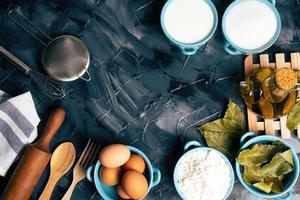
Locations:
235;132;299;200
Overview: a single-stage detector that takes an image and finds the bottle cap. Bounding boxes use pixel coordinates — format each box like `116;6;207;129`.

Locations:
275;68;298;90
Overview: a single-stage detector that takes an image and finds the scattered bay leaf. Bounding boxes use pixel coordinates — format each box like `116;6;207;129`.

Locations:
282;91;296;116
296;70;300;81
199;118;244;161
287;101;300;130
198;100;246;161
224;100;246;130
256;68;272;82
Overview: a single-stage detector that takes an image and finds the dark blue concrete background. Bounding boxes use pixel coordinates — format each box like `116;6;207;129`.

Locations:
0;0;300;199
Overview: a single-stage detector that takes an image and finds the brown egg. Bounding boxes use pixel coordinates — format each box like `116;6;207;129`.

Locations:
100;167;122;186
117;184;131;199
122;154;146;173
122;170;148;199
99;144;130;168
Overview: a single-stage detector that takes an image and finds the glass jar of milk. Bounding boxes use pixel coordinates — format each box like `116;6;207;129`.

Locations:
161;0;218;55
222;0;281;55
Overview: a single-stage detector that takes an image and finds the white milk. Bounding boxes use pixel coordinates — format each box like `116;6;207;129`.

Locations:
163;0;214;44
224;0;277;50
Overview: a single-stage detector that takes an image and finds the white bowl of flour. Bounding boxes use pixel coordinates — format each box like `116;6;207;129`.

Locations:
173;141;234;200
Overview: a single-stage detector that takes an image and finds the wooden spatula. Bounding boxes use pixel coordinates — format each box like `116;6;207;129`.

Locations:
38;142;76;200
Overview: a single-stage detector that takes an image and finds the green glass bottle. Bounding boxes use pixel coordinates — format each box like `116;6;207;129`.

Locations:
240;68;272;108
262;68;297;103
240;68;299;119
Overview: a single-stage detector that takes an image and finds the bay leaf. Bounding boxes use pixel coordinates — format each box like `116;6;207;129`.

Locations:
253;182;273;193
287;101;300;130
224;100;246;130
264;177;284;193
200;118;244;134
237;144;284;166
261;150;294;177
243;166;263;184
279;149;293;166
278;175;284;181
296;70;300;81
199;118;243;161
282;91;297;116
272;141;285;150
256;68;272;82
198;100;246;162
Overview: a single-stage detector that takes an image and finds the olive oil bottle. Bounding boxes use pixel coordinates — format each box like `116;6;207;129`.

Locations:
262;68;298;103
240;68;299;119
240;68;271;109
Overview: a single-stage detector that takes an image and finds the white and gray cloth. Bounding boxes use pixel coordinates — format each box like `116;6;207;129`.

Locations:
0;90;40;176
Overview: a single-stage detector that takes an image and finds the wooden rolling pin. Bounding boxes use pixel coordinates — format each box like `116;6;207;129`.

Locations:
1;108;66;200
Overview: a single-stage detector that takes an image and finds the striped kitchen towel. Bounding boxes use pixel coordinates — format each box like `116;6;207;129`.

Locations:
0;90;40;176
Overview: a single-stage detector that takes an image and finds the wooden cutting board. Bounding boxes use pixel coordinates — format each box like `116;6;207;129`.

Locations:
244;52;300;139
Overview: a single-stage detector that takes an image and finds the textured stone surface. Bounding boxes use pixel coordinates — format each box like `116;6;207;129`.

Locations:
0;0;299;199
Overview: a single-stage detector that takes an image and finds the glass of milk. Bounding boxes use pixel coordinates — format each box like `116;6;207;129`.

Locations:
222;0;281;55
161;0;218;55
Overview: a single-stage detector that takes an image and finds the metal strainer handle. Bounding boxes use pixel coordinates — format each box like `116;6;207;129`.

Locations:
79;69;91;81
8;9;53;46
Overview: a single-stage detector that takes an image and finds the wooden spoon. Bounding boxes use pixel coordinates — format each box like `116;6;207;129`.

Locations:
39;142;76;200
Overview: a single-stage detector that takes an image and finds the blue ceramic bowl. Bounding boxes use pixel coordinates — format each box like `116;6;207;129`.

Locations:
160;0;218;55
173;141;235;200
222;0;281;55
236;132;300;200
86;146;161;200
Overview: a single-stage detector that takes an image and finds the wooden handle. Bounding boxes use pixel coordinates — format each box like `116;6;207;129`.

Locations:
35;108;65;152
1;108;66;200
0;147;51;200
38;174;60;200
61;177;80;200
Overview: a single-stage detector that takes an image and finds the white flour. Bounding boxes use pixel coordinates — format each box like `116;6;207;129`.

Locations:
224;0;277;50
176;150;231;200
162;0;214;44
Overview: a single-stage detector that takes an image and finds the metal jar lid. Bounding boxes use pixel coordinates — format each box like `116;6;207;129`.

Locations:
42;35;90;81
